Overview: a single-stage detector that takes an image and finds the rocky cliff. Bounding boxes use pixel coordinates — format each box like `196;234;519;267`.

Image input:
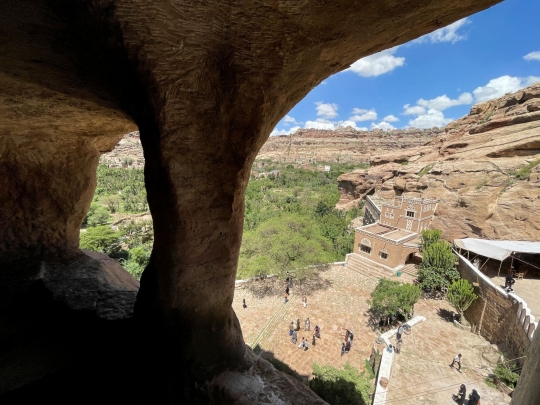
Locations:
337;82;540;242
257;127;443;165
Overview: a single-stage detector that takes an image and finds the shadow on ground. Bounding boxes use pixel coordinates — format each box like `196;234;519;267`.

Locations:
437;307;455;323
245;270;333;299
254;345;310;383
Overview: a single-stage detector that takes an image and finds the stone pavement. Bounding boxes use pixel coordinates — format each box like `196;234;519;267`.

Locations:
385;299;510;405
233;266;512;404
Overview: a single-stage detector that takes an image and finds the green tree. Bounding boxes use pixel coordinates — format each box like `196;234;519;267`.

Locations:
368;279;421;325
86;205;111;227
421;229;442;252
101;195;121;213
79;226;122;257
418;240;460;291
446;279;478;323
309;363;373;405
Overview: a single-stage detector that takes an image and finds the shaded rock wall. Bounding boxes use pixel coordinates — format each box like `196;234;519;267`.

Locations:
0;0;509;403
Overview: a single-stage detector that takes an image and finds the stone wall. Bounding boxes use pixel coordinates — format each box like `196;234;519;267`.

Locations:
456;253;536;361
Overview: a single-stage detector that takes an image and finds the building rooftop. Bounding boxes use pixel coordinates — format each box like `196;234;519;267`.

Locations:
356;222;417;241
367;195;394;211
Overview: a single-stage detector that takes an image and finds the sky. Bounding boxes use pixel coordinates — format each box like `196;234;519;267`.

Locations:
271;0;540;135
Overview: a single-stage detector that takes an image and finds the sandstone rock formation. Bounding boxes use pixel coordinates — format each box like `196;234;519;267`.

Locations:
258;127;442;166
337;82;540;242
1;0;514;403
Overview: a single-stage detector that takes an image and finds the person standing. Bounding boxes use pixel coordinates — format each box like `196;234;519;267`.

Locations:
450;354;462;372
289;322;294;336
395;339;402;354
296;318;300;331
284;292;289;304
285;286;290;295
291;329;297;345
341;343;346;356
242;298;247;309
298;337;305;349
302;296;307;308
305;318;310;331
396;322;404;341
312;334;316;346
314;325;321;339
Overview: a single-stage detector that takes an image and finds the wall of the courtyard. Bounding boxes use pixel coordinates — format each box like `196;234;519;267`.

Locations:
457;253;536;360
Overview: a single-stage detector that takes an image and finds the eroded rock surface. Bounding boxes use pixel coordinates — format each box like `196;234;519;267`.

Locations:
337;82;540;241
0;0;506;402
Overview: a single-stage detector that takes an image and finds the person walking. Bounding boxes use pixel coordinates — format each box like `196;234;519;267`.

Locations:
305;318;310;331
450;354;462;372
242;298;247;309
285;286;290;295
289;322;294;336
284;292;289;304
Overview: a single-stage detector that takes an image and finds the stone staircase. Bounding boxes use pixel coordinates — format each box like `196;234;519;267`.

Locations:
250;299;291;355
345;253;416;284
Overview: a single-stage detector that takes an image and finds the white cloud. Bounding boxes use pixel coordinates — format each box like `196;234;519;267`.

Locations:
524;51;540;61
270;126;300;136
347;47;405;77
283;115;301;125
382;115;399;123
408;109;452;129
472;75;540;103
402;104;426;116
349;108;377;122
417;92;473;111
315;102;338;118
304;119;335;130
371;122;396;131
335;120;368;131
414;18;469;44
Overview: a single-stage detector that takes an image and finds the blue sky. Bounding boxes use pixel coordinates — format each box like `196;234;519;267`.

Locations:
271;0;540;135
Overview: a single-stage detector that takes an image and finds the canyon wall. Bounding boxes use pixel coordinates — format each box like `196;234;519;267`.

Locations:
338;82;540;242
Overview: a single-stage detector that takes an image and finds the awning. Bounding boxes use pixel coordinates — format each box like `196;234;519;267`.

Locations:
454;238;540;261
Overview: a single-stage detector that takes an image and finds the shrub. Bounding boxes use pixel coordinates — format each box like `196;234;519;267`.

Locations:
491;363;519;388
309;363;373;405
446;279;478;322
418;240;460;291
421;229;442;252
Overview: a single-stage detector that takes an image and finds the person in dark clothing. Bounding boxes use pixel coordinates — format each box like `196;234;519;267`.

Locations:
452;384;466;405
285;286;290;295
242;298;247;309
505;275;515;292
468;389;480;405
341;343;346;356
314;325;321;339
396;322;404;340
312;334;316;346
296;318;300;331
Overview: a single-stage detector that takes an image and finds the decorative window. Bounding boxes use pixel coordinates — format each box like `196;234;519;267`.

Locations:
361;238;371;246
379;251;388;260
406;210;415;218
360;244;372;254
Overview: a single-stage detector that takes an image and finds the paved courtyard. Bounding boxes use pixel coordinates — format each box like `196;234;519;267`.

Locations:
232;265;511;404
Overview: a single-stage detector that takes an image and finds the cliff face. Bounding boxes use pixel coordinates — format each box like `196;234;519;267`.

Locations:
337;82;540;242
257;127;443;165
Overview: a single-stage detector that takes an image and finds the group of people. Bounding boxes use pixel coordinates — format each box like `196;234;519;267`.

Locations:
340;329;354;356
453;384;481;405
289;318;321;349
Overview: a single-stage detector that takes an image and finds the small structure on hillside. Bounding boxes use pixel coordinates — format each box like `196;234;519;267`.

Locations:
353;195;440;270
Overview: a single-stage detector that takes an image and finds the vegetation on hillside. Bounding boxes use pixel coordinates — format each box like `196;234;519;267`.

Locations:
446;279;478;323
82;161;366;280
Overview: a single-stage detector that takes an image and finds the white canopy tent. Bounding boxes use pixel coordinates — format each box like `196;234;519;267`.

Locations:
454;238;540;262
454;238;540;276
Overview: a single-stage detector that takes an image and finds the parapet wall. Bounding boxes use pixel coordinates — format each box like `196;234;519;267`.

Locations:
456;253;537;361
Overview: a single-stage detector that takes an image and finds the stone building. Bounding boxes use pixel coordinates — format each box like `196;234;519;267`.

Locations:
353;196;440;270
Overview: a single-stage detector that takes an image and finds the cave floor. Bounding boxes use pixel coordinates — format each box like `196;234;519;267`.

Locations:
233;265;511;404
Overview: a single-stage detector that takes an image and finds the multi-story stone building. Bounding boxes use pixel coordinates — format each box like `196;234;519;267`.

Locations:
353;196;440;270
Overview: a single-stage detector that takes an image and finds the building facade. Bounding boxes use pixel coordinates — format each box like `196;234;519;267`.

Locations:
353;196;440;270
